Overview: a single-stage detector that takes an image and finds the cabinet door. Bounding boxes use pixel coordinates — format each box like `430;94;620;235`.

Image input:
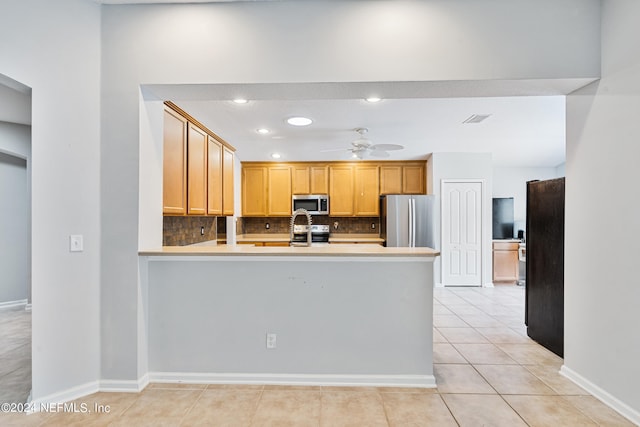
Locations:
379;165;402;195
268;166;292;216
493;245;519;282
222;147;234;216
163;108;188;215
187;123;208;215
403;164;426;194
310;166;328;194
329;165;354;216
354;165;379;216
207;136;223;216
242;166;267;216
292;165;310;194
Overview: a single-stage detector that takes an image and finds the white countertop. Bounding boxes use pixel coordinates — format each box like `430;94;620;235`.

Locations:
140;243;438;258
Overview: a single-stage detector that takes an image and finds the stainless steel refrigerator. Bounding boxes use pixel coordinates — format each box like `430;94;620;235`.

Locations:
380;195;436;248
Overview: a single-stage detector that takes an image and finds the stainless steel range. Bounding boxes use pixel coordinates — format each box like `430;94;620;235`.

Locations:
291;224;330;245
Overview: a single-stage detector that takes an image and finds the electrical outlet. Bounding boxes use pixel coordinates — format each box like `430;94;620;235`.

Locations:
371;223;376;229
69;235;83;252
200;226;205;236
265;223;270;229
333;221;339;230
266;333;277;349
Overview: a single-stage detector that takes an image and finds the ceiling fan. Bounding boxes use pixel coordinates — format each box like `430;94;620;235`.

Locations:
322;128;404;159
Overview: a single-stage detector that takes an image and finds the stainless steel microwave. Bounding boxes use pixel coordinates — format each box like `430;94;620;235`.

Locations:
292;195;329;215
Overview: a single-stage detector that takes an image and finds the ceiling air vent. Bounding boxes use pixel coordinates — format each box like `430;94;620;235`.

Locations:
463;114;491;124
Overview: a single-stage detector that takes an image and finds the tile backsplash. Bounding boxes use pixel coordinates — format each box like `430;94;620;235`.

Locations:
241;216;380;234
164;215;381;245
163;216;217;246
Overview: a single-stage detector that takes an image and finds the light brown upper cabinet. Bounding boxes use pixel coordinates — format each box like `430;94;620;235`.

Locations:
379;165;403;195
242;165;268;216
210;140;235;217
403;164;426;194
241;164;292;216
207;136;223;216
354;165;380;216
163;102;236;217
267;165;292;216
310;165;329;194
222;147;234;216
292;165;311;194
187;123;208;215
163;108;188;215
380;163;426;195
292;164;329;195
329;165;355;216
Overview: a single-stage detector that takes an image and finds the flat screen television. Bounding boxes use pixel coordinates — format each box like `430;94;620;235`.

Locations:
492;197;514;239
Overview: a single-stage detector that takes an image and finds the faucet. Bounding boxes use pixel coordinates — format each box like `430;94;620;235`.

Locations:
290;208;312;247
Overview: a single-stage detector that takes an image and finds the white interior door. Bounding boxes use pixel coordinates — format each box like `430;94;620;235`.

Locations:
441;181;482;286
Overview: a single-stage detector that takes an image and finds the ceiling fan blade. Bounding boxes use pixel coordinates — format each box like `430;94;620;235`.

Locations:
320;148;351;153
370;143;404;151
369;150;391;158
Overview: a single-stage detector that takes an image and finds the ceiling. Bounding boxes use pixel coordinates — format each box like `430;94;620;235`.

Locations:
145;79;594;167
100;2;592;168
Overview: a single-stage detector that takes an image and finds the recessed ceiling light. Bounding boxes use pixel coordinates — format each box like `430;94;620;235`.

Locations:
256;128;270;135
233;98;248;104
287;116;313;126
271;153;281;159
365;97;382;103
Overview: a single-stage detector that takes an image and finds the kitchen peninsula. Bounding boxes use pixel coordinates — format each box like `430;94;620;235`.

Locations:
139;244;439;388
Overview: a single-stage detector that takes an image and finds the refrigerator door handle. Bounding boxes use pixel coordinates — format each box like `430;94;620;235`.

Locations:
408;198;413;247
411;198;416;247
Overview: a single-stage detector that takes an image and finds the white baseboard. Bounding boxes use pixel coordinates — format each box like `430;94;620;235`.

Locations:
560;365;640;426
0;299;28;310
29;381;100;412
483;282;495;288
148;372;436;389
100;374;149;393
25;371;435;411
25;303;32;311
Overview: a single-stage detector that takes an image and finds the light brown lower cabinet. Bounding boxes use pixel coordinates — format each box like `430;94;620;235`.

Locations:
238;241;290;247
492;241;519;283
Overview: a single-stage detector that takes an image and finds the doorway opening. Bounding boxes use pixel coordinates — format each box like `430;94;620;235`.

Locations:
0;72;32;404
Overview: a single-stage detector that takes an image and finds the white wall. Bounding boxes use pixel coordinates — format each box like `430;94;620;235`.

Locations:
563;0;640;422
430;153;493;286
0;80;30;125
147;257;433;386
492;166;559;235
0;0;101;402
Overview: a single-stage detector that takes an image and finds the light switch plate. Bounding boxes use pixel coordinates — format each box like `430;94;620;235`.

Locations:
70;235;84;252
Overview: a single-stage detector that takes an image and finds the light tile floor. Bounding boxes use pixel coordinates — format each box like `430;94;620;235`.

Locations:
2;285;636;426
0;306;31;405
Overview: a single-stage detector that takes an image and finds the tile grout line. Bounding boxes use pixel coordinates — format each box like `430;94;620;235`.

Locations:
247;386;265;427
178;386;207;426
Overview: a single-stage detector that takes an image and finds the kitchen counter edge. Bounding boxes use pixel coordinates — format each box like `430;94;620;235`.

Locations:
139;244;439;257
